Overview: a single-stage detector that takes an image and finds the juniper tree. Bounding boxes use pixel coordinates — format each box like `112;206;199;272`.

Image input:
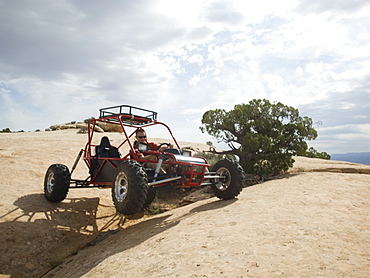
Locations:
200;99;318;177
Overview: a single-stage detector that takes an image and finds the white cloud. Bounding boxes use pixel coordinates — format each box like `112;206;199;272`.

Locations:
188;54;204;65
0;0;369;154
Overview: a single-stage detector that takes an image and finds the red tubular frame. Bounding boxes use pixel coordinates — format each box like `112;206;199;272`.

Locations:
78;111;211;189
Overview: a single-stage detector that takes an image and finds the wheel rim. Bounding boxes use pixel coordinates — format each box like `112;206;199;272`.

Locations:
215;167;231;191
46;172;55;193
114;172;128;202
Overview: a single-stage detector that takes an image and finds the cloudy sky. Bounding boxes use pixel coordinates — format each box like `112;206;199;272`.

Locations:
1;0;369;155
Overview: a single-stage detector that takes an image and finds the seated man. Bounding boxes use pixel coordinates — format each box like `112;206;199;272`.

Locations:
132;128;173;172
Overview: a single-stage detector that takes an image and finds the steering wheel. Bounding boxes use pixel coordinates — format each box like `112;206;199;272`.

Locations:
157;143;171;152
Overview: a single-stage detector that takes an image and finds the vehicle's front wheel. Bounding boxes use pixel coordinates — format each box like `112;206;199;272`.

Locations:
143;187;157;209
211;159;244;199
44;164;70;202
112;160;148;215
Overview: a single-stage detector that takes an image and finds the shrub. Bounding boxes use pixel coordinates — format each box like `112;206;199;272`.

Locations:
0;128;11;133
193;151;236;167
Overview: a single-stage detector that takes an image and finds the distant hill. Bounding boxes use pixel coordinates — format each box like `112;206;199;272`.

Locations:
331;152;370;165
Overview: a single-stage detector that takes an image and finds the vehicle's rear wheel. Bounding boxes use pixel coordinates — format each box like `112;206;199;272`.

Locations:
44;164;70;202
211;159;244;199
112;160;148;215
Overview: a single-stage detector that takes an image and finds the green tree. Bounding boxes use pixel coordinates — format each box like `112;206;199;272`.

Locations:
200;99;318;178
303;147;331;160
206;141;213;147
84;117;95;123
1;128;11;133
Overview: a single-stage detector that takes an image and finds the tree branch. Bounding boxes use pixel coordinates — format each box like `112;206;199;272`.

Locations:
209;146;236;155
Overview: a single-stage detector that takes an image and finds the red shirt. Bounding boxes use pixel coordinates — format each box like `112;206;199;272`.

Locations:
132;141;159;158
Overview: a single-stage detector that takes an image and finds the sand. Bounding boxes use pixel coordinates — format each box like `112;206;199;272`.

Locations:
0;130;369;277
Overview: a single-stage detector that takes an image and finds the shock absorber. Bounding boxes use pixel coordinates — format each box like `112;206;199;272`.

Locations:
153;154;165;182
70;149;83;176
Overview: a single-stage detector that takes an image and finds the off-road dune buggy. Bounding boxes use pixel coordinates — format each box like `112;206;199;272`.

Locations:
44;105;245;215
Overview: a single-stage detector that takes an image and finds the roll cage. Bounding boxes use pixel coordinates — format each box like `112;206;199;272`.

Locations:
70;105;212;189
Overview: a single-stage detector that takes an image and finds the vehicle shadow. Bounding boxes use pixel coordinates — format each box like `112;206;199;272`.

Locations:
1;194;238;277
189;198;238;213
43;198;238;277
0;194;124;278
44;213;178;277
